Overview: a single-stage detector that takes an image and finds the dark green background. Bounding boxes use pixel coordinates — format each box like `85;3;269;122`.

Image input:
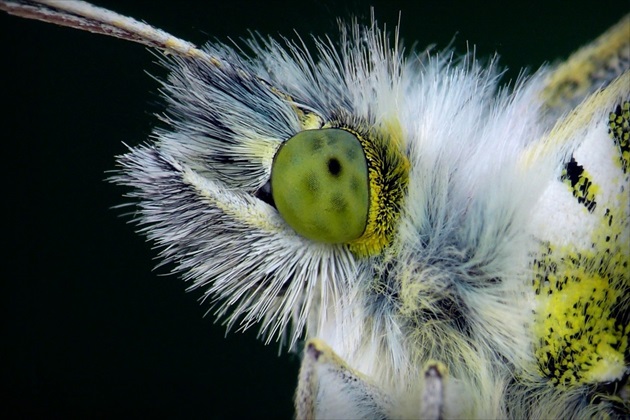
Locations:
1;1;625;418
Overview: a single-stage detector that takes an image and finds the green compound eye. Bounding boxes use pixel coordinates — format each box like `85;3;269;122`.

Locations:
271;128;369;243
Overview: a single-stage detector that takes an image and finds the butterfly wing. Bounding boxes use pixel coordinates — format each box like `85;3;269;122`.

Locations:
521;17;629;416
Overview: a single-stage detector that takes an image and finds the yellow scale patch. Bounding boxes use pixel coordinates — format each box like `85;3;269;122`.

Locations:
532;100;630;388
609;101;630;173
533;244;629;386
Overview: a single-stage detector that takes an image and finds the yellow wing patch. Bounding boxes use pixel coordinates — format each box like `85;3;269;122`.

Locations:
532;75;629;390
533;244;629;386
609;101;630;172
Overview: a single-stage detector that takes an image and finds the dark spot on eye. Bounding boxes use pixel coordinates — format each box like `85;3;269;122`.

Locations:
345;146;358;161
349;176;361;192
328;158;341;176
311;137;324;151
314;220;330;234
305;172;320;193
330;193;347;212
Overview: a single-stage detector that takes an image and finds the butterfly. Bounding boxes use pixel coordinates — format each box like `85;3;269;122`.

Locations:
2;1;628;418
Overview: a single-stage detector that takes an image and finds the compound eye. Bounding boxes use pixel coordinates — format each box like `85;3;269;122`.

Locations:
271;128;369;243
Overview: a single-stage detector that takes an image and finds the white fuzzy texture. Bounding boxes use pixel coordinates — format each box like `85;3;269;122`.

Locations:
111;16;629;420
1;0;626;418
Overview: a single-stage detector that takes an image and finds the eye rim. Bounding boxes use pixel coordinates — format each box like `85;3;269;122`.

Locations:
270;114;410;258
